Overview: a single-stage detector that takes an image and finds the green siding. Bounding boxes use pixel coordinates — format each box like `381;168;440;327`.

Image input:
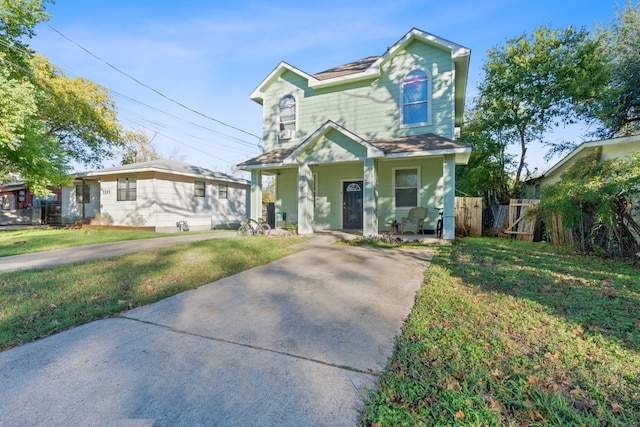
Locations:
376;157;444;231
261;39;455;152
275;168;298;225
312;163;363;230
296;129;367;164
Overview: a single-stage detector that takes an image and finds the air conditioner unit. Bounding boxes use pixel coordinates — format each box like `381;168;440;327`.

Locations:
279;129;295;140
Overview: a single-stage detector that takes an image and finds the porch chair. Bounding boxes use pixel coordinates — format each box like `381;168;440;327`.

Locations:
400;207;428;234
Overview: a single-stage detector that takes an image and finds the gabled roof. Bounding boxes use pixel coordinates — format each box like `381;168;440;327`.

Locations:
74;159;249;185
288;120;385;162
250;28;470;96
313;56;381;80
250;28;470;126
542;135;640;179
238;124;471;169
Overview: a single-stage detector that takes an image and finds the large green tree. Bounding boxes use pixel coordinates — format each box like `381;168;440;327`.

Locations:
1;0;126;196
456;107;513;205
473;25;610;193
0;0;50;72
590;1;640;137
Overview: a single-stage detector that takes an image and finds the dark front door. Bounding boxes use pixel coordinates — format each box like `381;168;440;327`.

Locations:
343;181;363;229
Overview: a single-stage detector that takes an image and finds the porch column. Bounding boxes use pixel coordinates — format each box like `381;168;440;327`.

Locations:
250;170;262;220
363;158;378;236
442;154;456;240
297;163;314;234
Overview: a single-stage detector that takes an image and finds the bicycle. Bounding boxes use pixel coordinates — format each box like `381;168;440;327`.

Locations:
237;217;271;236
436;208;444;239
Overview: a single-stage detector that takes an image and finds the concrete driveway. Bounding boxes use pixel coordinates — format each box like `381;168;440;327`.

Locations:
0;234;432;426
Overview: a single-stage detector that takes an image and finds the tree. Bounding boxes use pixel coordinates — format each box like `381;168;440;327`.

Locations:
0;0;50;73
590;1;640;137
1;0;126;195
456;107;513;205
473;25;610;193
30;54;124;166
539;152;640;257
121;130;160;164
0;64;69;193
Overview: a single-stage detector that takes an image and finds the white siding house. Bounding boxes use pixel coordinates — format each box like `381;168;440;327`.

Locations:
64;159;250;232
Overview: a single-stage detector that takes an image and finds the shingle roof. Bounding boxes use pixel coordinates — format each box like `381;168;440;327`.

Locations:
312;56;380;81
369;133;469;154
238;134;469;167
76;159;249;185
237;148;296;167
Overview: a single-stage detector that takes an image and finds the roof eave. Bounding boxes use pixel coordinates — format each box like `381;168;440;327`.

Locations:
383;147;471;163
250;61;319;104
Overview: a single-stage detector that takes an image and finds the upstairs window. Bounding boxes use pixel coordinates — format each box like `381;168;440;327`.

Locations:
194;181;205;197
278;95;296;140
402;69;430;126
117;177;137;201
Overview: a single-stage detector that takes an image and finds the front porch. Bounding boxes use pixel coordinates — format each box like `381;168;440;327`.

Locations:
239;123;470;241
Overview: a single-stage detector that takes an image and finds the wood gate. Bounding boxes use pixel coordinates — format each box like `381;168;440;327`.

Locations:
455;197;482;237
504;199;539;241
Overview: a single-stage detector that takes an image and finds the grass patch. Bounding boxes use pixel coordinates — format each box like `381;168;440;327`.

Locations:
0;235;306;350
0;228;181;257
360;237;640;426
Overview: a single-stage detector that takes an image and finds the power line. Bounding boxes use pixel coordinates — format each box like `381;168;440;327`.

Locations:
1;38;262;157
47;25;263;142
0;50;258;166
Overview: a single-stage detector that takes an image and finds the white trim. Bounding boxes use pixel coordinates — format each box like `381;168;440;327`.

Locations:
400;68;432;128
289;120;385;162
250;29;471;100
543;135;640;178
340;178;364;229
278;94;297;141
392;166;421;209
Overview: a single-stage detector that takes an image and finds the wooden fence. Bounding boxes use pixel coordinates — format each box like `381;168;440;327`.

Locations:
545;213;576;245
503;199;540;242
455;197;483;237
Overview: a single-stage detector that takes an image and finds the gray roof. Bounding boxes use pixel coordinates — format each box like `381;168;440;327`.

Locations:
369;133;469;154
238;133;469;167
76;159;249;185
237;148;296;167
313;56;381;81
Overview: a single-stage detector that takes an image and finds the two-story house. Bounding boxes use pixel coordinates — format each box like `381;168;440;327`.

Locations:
239;28;471;239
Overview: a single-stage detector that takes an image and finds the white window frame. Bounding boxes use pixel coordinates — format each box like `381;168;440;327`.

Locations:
117;177;137;201
278;94;297;140
393;166;421;208
194;181;205;198
218;184;228;199
400;68;432;127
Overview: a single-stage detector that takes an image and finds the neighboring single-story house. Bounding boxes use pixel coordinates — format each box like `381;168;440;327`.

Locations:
0;182;61;226
238;28;472;239
528;134;640;197
65;159;250;232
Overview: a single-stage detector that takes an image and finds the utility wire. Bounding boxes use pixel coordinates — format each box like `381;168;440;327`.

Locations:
47;25;262;142
0;38;261;155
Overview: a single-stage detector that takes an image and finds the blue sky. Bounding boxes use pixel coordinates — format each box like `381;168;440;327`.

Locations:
29;0;622;174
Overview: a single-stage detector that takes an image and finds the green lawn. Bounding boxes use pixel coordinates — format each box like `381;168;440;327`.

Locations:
0;235;305;350
0;228;220;257
360;237;640;426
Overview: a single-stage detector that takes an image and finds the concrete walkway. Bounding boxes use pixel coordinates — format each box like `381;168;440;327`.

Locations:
0;234;432;426
0;232;235;274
